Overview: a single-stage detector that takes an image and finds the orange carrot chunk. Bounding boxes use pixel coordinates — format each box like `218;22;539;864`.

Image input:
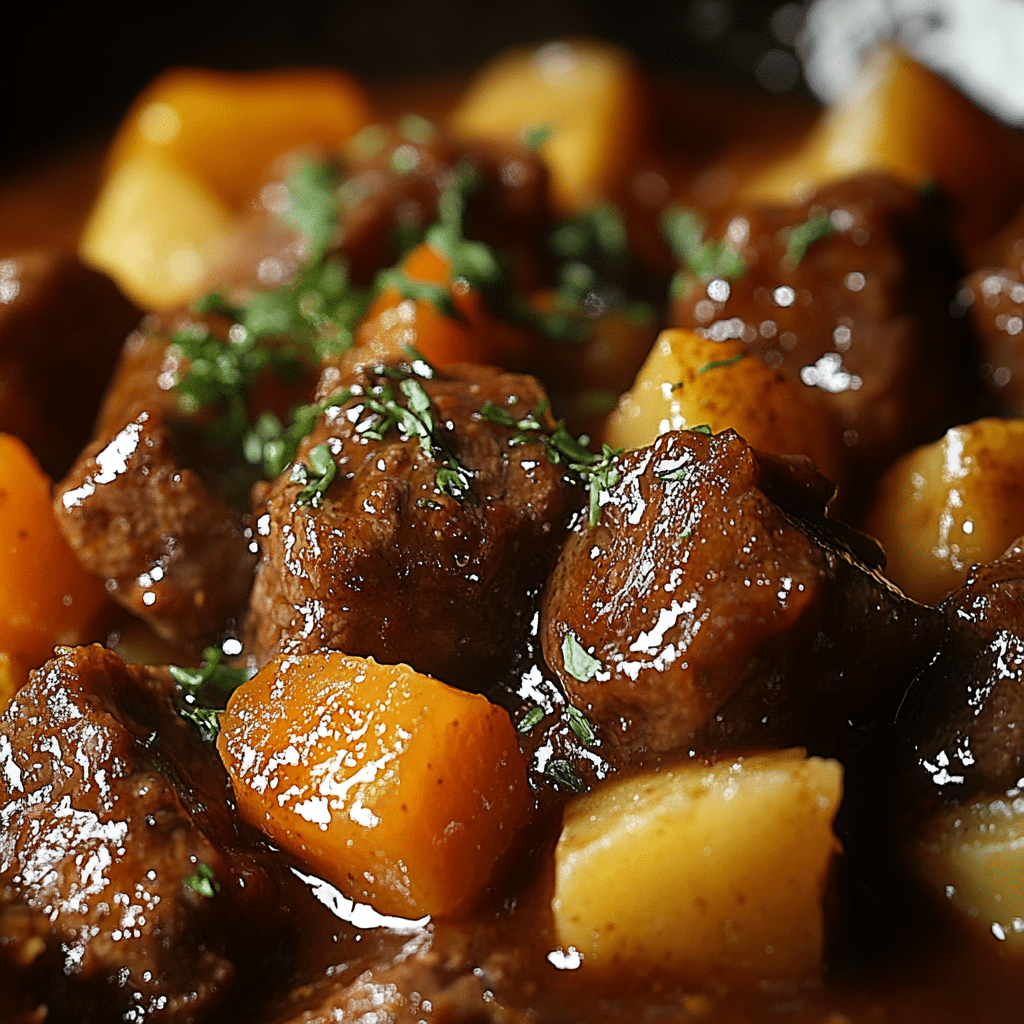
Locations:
217;651;532;919
356;242;536;368
0;434;112;699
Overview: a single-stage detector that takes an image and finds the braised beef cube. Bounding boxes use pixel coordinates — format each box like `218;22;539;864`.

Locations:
541;428;945;766
958;267;1024;415
669;174;974;481
897;538;1024;804
55;407;257;651
0;251;139;478
245;362;580;692
0;645;289;1024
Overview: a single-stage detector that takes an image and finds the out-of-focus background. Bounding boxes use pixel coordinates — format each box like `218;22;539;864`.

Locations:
7;0;1021;176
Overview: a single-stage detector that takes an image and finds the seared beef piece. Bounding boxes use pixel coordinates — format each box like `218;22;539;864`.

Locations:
669;174;974;483
0;645;291;1024
245;362;581;693
896;537;1024;804
0;251;139;478
541;429;946;767
55;406;257;651
223;125;553;296
54;315;316;651
958;267;1024;416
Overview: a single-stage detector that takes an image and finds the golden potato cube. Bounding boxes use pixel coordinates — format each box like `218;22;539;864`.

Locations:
451;38;648;213
605;328;843;484
79;151;234;309
738;46;1024;246
914;793;1024;956
864;418;1024;605
552;749;843;979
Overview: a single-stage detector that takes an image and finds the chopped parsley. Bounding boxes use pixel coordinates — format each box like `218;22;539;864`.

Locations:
561;631;603;683
518;705;546;733
565;704;598;747
662;205;747;283
478;399;621;527
319;356;475;502
698;351;748;374
291;442;337;507
782;211;836;269
171;646;253;744
183;862;221;899
656;464;690;482
544;758;586;793
522;124;552;151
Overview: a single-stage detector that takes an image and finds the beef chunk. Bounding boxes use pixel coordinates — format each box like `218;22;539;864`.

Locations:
245;362;580;692
53;310;317;651
541;429;945;766
669;174;973;483
55;407;257;652
897;537;1024;804
0;645;289;1023
959;267;1024;416
0;251;139;478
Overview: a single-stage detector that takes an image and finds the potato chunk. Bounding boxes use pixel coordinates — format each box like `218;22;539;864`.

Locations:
739;46;1024;246
605;328;843;483
552;749;842;979
217;652;532;919
914;793;1024;956
864;419;1024;605
80;67;372;309
450;38;648;212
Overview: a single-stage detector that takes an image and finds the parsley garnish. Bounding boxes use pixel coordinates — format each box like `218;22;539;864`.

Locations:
662;206;747;283
171;646;253;744
478;399;621;527
782;211;836;269
698;351;748;374
691;424;713;435
320;357;475;502
518;705;546;733
183;862;221;899
565;704;598;746
522;124;552;150
656;464;690;482
291;441;337;507
545;759;585;793
561;631;603;683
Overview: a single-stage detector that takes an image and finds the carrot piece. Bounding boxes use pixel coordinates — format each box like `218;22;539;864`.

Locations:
217;652;532;919
0;434;112;694
356;242;536;368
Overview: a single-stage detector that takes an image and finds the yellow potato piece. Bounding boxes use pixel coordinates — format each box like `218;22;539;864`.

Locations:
552;749;843;979
451;38;648;213
79;67;373;309
864;418;1024;605
914;793;1024;956
605;328;843;484
80;151;234;309
739;46;1024;246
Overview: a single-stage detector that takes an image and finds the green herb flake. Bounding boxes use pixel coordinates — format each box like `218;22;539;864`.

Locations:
545;759;585;793
183;862;221;899
656;464;690;483
698;351;748;374
518;706;545;734
292;442;337;507
691;424;713;435
783;212;836;268
178;705;223;745
565;704;598;747
522;124;553;150
397;113;437;145
662;205;747;282
561;631;603;683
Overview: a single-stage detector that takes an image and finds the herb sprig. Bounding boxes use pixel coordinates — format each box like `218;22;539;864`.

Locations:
170;646;253;744
478;400;621;527
662;206;747;285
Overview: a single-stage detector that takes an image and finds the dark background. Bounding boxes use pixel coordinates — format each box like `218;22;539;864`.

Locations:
1;0;806;173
